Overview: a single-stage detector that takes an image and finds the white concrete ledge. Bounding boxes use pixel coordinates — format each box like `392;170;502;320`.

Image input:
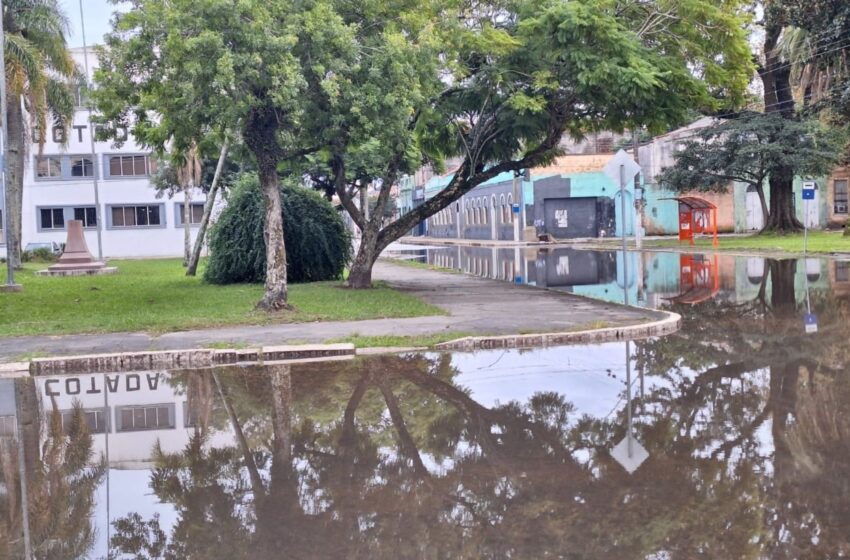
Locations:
433;311;681;351
29;344;356;375
0;361;30;378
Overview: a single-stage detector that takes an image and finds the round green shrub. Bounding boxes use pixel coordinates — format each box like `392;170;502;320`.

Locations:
204;173;351;284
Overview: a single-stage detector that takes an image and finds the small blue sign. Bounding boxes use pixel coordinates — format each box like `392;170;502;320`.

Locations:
804;313;818;334
514;276;523;284
802;189;815;200
512;204;520;214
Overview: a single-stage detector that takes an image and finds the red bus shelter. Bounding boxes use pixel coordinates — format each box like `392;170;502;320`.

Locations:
666;196;719;247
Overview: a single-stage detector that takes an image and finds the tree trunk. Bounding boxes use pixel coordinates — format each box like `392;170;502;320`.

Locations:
769;258;798;316
345;227;381;289
212;370;265;498
269;364;292;467
186;138;229;277
760;9;802;233
765;166;803;232
256;161;290;310
756;182;770;232
6;96;25;269
14;378;39;479
182;184;192;267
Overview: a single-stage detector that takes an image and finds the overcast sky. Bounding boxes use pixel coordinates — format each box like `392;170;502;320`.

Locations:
61;0;129;48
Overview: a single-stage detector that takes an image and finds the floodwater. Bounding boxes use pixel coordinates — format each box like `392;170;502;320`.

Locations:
2;248;850;559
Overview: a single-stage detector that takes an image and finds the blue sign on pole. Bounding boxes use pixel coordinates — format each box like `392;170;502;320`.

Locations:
804;313;818;334
802;188;815;200
512;204;520;214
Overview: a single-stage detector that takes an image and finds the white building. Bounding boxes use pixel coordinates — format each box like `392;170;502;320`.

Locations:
0;47;207;260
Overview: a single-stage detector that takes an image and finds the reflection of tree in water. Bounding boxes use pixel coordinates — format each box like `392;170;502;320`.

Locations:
108;260;850;557
107;352;785;558
0;380;104;559
638;257;850;558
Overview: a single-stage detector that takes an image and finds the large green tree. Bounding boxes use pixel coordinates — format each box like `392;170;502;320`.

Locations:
306;0;755;287
94;0;341;310
2;0;76;269
659;111;846;230
661;0;850;232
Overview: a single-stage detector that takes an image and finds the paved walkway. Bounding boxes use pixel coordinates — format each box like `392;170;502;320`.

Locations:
0;261;664;361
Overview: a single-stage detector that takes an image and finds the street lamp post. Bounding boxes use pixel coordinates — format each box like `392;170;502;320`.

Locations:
79;0;104;260
0;0;22;292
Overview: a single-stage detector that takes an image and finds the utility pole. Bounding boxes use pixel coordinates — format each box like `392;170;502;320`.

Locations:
512;171;520;243
632;129;643;250
79;0;104;260
619;163;629;307
0;0;22;292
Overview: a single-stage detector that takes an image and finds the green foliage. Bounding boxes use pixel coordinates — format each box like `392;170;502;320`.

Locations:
4;0;77;139
21;247;58;263
204;174;351;285
780;0;850;119
658;112;847;193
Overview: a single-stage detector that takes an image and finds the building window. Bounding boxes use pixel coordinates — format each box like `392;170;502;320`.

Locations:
39;207;65;230
835;179;848;214
0;415;15;437
36;156;63;179
74;206;98;228
176;203;205;226
110;205;163;228
116;404;174;432
74;83;90;107
108;155;153;177
71;157;94;177
837;261;850;283
60;408;108;434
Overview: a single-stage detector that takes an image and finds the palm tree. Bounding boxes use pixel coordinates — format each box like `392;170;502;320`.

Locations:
3;0;76;269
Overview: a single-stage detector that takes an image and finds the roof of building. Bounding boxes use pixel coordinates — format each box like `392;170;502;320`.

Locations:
531;154;614;176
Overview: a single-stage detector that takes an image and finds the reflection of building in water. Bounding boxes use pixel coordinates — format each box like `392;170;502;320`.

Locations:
0;379;15;438
34;372;234;469
831;260;850;300
419;245;845;312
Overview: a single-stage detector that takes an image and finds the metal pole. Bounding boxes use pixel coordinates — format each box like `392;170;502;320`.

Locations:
632;129;642;249
103;373;111;555
625;340;633;459
804;196;809;257
620;164;629;306
512;171;520;243
14;381;33;560
0;0;21;290
79;0;104;261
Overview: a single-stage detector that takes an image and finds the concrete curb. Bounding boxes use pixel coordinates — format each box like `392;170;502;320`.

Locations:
433;311;681;351
29;343;355;376
0;361;30;378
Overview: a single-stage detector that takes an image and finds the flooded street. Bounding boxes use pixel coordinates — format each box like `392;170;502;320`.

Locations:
2;248;850;559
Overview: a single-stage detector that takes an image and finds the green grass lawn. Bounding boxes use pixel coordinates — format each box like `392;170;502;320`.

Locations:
0;259;444;337
643;230;850;255
329;332;476;348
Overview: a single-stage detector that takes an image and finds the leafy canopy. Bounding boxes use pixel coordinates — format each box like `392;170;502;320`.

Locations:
658;112;847;193
204;174;351;285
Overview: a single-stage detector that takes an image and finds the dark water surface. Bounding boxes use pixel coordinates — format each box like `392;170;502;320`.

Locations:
2;248;850;559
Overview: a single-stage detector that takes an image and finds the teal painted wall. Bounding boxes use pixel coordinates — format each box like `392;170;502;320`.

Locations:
531;171;636;236
642;184;682;235
731;176;831;231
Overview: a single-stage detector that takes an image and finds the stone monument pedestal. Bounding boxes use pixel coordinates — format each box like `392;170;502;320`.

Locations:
37;220;117;277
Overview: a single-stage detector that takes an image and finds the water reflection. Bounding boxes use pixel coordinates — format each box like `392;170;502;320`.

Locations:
390;245;850;312
2;251;850;558
0;379;104;559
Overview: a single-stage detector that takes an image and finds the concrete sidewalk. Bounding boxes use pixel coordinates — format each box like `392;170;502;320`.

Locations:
0;261;670;361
